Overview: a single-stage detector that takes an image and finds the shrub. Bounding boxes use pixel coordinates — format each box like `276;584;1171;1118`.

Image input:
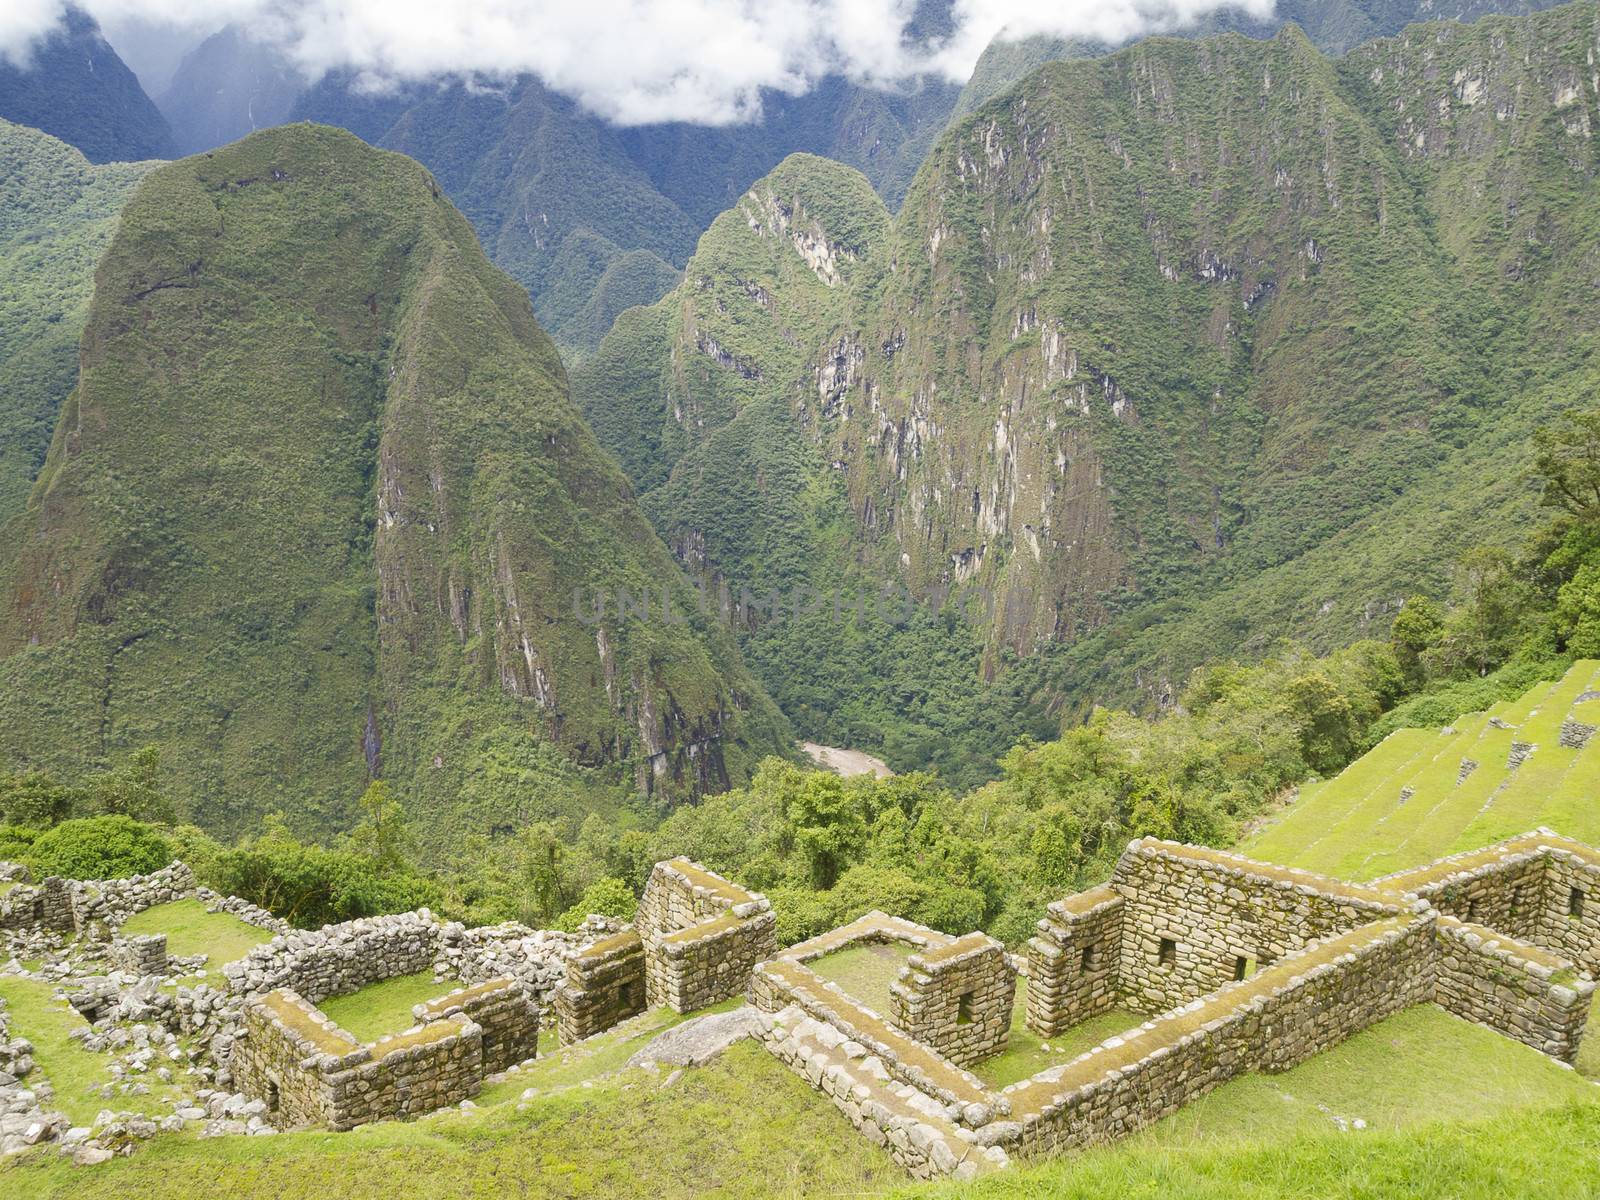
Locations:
552;876;637;932
26;815;173;880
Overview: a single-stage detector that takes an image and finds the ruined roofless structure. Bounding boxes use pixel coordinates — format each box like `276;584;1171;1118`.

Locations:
750;830;1600;1180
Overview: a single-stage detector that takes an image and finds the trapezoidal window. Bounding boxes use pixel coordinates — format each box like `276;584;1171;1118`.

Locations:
1510;885;1527;917
1466;899;1480;923
1572;887;1587;919
1233;955;1256;982
1158;938;1177;968
956;991;975;1025
1080;942;1099;972
265;1078;280;1114
617;981;637;1011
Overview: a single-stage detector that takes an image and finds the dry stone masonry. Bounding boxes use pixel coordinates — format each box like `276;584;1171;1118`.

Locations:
556;859;775;1044
8;835;1600;1176
754;831;1600;1179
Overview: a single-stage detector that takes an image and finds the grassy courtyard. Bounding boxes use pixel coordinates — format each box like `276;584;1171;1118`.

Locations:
807;941;917;1015
119;898;273;968
317;970;461;1042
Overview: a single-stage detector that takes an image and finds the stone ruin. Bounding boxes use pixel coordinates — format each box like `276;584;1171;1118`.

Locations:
554;858;775;1043
230;977;538;1130
0;857;609;1157
749;830;1600;1181
6;835;1600;1178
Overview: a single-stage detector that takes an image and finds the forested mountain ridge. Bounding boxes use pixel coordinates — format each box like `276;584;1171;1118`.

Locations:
0;6;174;163
0;120;156;525
0;124;790;845
574;1;1600;741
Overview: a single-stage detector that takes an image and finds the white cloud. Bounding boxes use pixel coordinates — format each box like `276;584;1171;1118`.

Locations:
3;0;1278;125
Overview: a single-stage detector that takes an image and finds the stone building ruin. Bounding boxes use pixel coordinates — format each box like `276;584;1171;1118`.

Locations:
751;830;1600;1180
6;833;1600;1177
555;858;775;1043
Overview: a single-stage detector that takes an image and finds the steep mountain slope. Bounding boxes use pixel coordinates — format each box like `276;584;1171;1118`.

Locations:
0;124;789;843
953;0;1575;118
0;7;174;163
157;27;305;156
573;2;1600;746
0;120;155;524
289;73;698;360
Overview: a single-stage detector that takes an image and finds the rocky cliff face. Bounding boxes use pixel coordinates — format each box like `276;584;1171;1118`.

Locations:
575;3;1600;711
0;124;789;842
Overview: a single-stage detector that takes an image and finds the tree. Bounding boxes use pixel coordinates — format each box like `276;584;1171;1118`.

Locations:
84;745;174;824
352;779;409;868
1533;407;1600;521
26;815;172;880
1556;563;1600;657
780;769;867;890
1391;595;1445;686
0;769;80;828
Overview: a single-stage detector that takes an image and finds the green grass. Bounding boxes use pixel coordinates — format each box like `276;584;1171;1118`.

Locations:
0;976;189;1125
1244;661;1600;879
924;1102;1600;1199
974;988;1144;1090
3;1001;1594;1197
477;997;744;1106
315;971;460;1043
118;899;273;968
0;1039;903;1199
807;941;918;1015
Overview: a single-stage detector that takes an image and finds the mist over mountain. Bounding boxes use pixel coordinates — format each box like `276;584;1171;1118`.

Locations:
0;7;174;163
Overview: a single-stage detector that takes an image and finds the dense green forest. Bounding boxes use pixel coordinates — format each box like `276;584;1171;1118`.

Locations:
0;125;789;846
9;404;1596;943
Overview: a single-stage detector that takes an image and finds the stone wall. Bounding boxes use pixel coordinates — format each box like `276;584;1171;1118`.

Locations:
1379;832;1600;975
997;917;1437;1159
1385;847;1547;941
110;933;169;976
891;932;1015;1066
1534;847;1600;972
1110;841;1401;1012
415;978;539;1075
554;930;646;1043
637;859;776;1013
434;921;580;1015
232;988;491;1131
1025;887;1123;1037
69;861;197;933
0;875;72;932
223;911;441;1002
193;887;291;936
1433;917;1594;1062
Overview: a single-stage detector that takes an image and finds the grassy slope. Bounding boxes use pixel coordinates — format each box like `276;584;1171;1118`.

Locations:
0;120;154;523
0;976;191;1125
3;1001;1593;1197
0;124;790;845
1244;659;1600;876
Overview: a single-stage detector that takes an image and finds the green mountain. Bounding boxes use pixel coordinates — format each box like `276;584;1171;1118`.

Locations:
573;1;1600;761
952;0;1575;118
0;124;790;845
288;73;699;361
156;27;305;156
0;7;174;163
0;119;156;523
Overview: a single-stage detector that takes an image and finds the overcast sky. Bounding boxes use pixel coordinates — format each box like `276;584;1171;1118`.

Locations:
2;0;1276;125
